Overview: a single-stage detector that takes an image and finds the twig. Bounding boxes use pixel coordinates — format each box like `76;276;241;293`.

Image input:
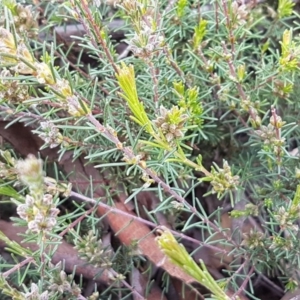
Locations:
2;257;36;278
232;266;255;298
70;190;227;254
86;113;239;249
108;268;146;300
149;61;159;109
221;0;235;53
59;205;96;237
71;0;119;74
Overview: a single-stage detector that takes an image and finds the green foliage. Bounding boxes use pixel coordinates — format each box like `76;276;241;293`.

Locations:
116;62;154;135
176;0;188;18
277;0;295;19
157;227;230;300
1;0;300;299
192;19;208;50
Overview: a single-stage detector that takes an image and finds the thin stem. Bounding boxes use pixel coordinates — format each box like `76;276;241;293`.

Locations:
108;268;146;300
70;190;227;254
85;113;239;248
232;265;255;298
2;257;35;278
72;0;119;74
2;206;95;279
149;61;159;109
221;0;235;53
221;42;258;124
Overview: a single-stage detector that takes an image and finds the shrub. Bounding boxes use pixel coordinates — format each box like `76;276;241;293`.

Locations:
0;0;300;299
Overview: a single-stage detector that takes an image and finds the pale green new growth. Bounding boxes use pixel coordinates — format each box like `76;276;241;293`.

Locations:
116;62;155;135
156;227;230;300
193;19;208;50
277;0;295;19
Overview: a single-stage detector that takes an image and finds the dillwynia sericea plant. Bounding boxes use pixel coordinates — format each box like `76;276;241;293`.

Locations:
1;0;300;299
